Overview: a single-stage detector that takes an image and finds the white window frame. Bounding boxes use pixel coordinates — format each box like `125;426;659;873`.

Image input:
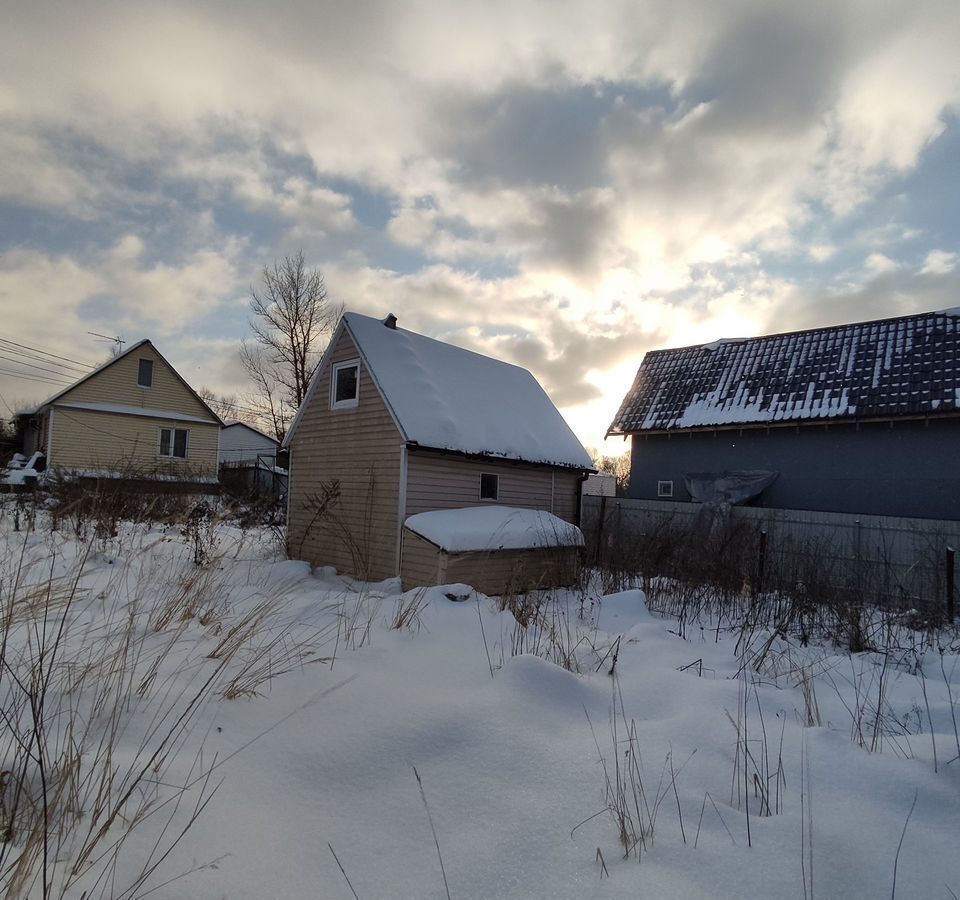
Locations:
137;358;154;388
479;472;499;501
657;479;674;498
331;360;361;409
158;426;190;459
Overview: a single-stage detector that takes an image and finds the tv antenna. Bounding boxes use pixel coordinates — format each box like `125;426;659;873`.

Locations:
87;331;126;352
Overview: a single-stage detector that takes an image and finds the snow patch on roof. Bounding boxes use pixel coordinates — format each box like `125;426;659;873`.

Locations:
403;506;584;552
609;309;960;433
343;313;593;469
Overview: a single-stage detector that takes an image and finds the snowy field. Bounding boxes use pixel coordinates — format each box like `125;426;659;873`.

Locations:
2;503;959;899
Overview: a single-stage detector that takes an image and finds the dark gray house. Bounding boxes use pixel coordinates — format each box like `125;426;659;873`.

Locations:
607;309;960;520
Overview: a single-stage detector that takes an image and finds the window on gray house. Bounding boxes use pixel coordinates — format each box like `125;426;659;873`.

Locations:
159;427;189;459
480;473;499;500
657;480;674;498
138;358;154;387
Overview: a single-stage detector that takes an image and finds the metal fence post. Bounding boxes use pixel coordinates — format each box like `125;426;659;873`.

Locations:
947;546;955;621
755;528;767;597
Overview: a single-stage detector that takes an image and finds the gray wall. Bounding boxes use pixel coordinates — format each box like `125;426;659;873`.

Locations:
629;418;960;520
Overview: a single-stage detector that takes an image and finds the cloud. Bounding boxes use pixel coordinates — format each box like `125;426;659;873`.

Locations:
1;0;959;448
0;237;247;405
764;263;960;333
921;249;957;275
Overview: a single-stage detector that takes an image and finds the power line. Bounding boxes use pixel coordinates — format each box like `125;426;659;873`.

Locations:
0;368;73;388
203;397;281;419
0;352;88;377
0;352;87;380
0;340;92;375
0;337;96;370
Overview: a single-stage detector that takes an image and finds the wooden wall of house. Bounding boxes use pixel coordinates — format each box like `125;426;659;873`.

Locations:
61;344;213;419
48;407;219;480
399;530;442;589
287;330;403;581
405;450;582;524
443;546;580;596
400;527;580;593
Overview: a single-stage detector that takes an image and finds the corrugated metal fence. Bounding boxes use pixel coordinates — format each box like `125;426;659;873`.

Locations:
582;495;960;611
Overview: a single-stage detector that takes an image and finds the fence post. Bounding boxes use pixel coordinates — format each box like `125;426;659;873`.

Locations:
755;528;767;597
594;495;608;565
947;546;955;621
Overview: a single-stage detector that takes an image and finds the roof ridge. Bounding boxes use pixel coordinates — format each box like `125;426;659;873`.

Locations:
648;307;960;356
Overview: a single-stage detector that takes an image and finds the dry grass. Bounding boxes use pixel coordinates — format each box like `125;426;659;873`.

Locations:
0;509;337;898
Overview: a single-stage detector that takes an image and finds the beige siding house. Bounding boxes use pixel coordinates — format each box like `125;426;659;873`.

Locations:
284;312;594;587
23;339;221;483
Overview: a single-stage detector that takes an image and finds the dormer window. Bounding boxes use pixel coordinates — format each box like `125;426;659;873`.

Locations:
138;358;153;388
331;360;360;409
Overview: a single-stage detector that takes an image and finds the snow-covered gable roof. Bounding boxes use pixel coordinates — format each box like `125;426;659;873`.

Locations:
287;312;593;470
608;309;960;434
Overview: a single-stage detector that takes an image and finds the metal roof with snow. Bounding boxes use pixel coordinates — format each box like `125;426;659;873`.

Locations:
287;312;594;470
608;309;960;435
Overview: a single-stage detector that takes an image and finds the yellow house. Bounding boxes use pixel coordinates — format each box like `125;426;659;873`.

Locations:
22;339;222;483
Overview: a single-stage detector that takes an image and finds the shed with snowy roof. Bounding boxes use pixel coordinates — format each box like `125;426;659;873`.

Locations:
284;312;594;585
608;309;960;519
16;339;222;485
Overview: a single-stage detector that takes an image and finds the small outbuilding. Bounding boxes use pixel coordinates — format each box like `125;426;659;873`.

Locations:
284;312;594;588
218;421;287;497
400;506;584;594
219;421;280;467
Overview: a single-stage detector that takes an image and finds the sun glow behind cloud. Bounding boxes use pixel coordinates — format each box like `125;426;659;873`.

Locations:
0;1;958;453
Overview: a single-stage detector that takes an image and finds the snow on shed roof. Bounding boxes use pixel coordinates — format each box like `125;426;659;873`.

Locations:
608;309;960;434
404;506;584;552
289;312;593;469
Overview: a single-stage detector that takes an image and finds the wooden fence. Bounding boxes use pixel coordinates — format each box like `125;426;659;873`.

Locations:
582;495;960;614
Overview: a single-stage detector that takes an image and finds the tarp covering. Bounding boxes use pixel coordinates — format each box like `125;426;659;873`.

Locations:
683;470;778;505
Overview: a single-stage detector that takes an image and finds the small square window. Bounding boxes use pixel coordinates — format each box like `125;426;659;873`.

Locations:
159;427;189;459
657;480;674;498
332;361;360;408
138;358;153;387
480;473;499;500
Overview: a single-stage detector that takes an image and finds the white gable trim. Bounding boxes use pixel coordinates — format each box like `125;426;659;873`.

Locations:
282;318;408;447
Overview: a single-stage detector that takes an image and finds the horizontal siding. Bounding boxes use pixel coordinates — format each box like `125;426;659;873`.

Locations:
552;470;581;523
405;451;582;524
445;546;581;595
49;407;219;480
60;344;216;420
399;530;442;589
287;331;402;581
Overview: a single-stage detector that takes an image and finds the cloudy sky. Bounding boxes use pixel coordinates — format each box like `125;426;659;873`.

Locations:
1;0;958;451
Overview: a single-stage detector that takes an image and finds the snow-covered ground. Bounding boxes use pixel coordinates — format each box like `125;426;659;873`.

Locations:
2;506;959;899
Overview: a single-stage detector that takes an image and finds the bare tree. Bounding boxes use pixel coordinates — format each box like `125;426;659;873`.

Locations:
197;387;245;425
589;447;631;494
240;252;341;440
